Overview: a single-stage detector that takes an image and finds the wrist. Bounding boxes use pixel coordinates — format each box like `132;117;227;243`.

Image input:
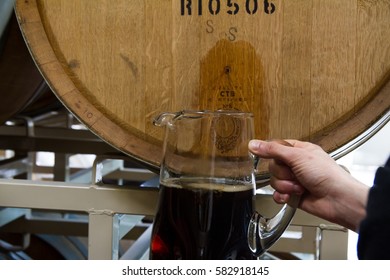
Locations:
332;177;369;232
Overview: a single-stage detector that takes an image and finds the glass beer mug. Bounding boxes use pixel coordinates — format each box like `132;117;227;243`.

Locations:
150;110;298;260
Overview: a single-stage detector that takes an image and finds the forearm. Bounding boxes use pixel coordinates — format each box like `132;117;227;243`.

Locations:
331;178;369;232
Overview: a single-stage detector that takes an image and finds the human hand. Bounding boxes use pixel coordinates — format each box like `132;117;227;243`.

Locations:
248;139;369;231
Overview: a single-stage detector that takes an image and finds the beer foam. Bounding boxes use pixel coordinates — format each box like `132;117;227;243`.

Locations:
161;178;254;192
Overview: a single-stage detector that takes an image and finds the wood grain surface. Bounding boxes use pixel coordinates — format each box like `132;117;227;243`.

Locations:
15;0;390;168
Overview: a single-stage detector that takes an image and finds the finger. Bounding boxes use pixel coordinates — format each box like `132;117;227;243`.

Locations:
273;192;290;204
270;177;305;195
269;160;295;180
248;139;297;164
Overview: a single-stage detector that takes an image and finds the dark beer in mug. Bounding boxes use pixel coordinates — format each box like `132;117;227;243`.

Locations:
150;178;256;260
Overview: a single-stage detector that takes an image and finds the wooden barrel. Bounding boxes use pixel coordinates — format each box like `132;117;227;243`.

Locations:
0;5;60;124
15;0;390;169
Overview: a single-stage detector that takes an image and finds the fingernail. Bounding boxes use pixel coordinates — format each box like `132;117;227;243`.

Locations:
249;140;261;150
279;193;289;203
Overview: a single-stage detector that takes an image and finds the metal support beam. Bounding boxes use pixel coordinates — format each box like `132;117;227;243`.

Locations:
318;225;349;260
0;125;120;155
0;179;158;216
0;208;29;228
0;214;148;241
0;156;28;178
88;212;119;260
53;153;70;182
87;213;144;260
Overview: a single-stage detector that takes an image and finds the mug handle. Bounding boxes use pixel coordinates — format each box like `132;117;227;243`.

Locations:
247;140;300;257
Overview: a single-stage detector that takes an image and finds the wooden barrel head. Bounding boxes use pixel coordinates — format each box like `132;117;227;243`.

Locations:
15;0;390;169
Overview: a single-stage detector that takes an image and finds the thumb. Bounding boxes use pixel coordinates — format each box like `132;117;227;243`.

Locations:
248;139;295;163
